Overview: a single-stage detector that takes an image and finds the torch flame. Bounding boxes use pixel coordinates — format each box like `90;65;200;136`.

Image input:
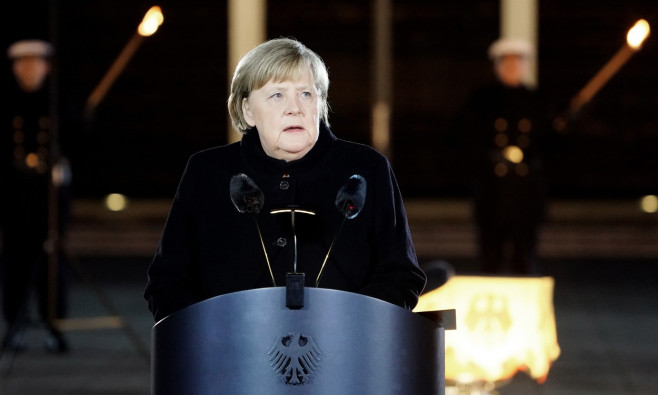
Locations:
626;19;650;50
138;6;164;37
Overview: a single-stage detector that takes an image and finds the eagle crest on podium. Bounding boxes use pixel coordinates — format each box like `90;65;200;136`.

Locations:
268;332;322;385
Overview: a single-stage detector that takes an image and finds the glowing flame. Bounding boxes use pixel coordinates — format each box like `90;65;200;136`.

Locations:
138;6;164;37
626;19;650;50
415;276;560;384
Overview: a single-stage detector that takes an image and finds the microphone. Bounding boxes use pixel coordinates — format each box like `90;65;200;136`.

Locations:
229;173;275;286
334;174;366;219
315;174;367;287
230;173;265;214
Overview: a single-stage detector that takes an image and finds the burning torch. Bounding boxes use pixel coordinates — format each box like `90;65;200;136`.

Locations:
555;19;651;131
85;6;164;117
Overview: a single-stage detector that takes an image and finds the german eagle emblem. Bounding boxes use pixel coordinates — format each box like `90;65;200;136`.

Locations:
268;332;322;385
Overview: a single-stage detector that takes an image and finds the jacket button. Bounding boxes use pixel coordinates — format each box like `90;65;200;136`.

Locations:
276;237;287;247
279;181;289;190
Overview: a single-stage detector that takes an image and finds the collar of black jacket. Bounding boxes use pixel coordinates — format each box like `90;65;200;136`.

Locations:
240;122;337;174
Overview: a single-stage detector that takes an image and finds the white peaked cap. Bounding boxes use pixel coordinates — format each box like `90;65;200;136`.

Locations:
488;38;534;60
7;39;54;59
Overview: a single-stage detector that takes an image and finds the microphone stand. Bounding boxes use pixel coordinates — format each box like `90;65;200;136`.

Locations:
316;174;366;288
271;207;315;309
251;215;276;287
315;214;348;288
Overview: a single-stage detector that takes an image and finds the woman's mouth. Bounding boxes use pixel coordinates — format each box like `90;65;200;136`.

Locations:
284;125;304;132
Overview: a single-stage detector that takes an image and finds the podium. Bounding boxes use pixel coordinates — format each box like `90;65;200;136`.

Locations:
152;287;452;395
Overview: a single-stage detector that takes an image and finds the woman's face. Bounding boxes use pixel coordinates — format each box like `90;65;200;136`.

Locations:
242;68;320;161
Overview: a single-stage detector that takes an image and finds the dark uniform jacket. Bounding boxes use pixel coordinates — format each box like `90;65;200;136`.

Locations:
1;83;52;257
462;83;552;230
1;79;68;326
144;123;426;321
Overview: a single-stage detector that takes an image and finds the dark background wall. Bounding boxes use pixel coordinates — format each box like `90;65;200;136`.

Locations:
3;0;657;199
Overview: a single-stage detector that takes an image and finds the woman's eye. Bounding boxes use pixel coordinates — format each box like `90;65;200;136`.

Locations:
301;91;312;98
271;93;282;99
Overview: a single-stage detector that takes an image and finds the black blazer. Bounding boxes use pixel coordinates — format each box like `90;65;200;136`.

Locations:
144;123;426;321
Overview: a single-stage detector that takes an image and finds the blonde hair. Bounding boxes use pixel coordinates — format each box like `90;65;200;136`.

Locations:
228;38;330;133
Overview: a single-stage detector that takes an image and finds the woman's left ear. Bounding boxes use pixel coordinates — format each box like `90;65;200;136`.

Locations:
242;98;255;127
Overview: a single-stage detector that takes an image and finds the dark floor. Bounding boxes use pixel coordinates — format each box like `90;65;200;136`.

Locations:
0;198;657;394
0;256;152;395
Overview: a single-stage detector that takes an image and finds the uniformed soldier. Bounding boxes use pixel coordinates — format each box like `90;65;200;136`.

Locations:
461;38;554;275
1;39;69;353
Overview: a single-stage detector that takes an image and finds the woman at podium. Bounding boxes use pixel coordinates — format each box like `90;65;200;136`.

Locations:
144;38;426;322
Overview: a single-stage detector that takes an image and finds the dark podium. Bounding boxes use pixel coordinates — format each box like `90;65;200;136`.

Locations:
152;287;453;395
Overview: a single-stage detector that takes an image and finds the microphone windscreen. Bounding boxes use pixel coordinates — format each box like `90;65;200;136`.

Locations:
230;173;265;214
335;174;366;219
